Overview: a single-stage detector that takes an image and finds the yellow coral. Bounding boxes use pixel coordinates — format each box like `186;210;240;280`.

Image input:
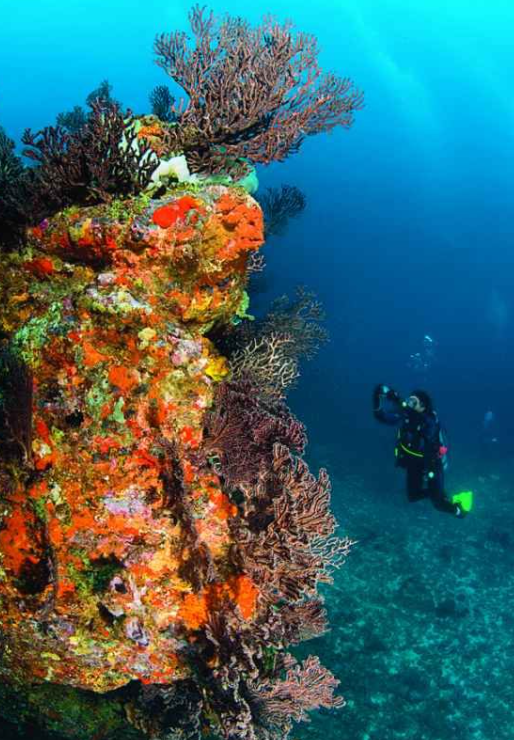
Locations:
205;355;229;381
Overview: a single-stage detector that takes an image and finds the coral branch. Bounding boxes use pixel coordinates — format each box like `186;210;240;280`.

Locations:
235;443;354;604
250;655;345;733
259;185;306;237
260;287;329;361
230;334;299;398
0;127;32;250
220;287;328;400
149;85;177;122
22;102;158;216
203;378;306;490
154;5;364;172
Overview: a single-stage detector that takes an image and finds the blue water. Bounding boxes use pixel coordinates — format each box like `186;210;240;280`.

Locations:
2;1;514;738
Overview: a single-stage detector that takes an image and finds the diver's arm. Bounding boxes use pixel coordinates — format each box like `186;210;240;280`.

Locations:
373;384;404;425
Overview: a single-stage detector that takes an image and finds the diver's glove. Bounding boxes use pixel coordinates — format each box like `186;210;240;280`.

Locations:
373;384;401;411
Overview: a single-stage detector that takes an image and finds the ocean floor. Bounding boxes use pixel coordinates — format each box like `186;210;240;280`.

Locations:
294;443;514;740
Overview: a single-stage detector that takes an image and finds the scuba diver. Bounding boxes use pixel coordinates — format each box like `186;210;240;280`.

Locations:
373;384;473;517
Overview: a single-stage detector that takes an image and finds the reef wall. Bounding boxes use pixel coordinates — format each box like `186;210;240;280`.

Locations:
0;5;363;737
0;181;348;739
0;185;263;686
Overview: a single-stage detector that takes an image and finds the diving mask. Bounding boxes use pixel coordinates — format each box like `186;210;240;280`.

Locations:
403;396;419;410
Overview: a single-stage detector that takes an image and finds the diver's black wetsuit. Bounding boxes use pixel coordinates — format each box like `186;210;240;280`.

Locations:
373;386;457;514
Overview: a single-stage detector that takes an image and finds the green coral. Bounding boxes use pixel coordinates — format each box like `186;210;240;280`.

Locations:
109;397;126;425
32;497;49;524
84;372;110;418
232;291;254;325
236;165;259;194
107;192;153;222
68;555;123;597
11;302;63;364
107;199;133;223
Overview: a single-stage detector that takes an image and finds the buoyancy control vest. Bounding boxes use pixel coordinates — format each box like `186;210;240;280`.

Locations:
395;410;448;470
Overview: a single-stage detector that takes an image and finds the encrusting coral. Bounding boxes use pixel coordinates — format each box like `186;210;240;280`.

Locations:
0;6;362;740
0;183;262;688
0;177;349;739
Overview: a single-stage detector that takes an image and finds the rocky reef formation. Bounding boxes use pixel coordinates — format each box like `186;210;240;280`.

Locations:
0;6;363;739
0;177;351;739
0;185;262;690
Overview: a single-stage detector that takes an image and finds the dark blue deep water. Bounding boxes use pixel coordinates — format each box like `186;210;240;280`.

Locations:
2;1;514;738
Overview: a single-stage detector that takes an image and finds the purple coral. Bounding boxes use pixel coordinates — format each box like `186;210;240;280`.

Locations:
250;655;345;734
203;378;307;490
154;5;364;173
259;185;307;237
235;443;352;604
22;102;158;217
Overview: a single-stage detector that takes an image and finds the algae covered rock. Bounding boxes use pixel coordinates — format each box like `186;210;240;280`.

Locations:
0;186;263;693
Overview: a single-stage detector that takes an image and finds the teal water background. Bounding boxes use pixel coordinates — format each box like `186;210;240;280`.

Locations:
2;1;514;738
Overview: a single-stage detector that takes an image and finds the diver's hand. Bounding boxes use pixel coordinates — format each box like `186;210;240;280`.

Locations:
373;384;397;411
375;384;400;402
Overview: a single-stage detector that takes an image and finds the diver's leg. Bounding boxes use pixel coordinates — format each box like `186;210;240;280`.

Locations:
406;463;427;502
428;466;459;515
